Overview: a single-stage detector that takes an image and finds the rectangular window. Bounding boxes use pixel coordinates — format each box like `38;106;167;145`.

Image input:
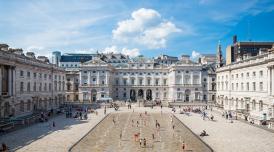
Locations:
163;79;167;85
147;79;151;85
39;83;42;91
246;82;249;91
123;79;127;85
241;83;244;91
232;83;234;91
139;79;143;85
116;79;119;85
260;71;263;77
33;82;36;91
131;79;135;85
44;74;47;80
155;79;159;86
253;82;256;91
20;82;24;92
20;71;24;77
259;82;263;91
33;73;37;79
44;83;47;91
164;92;167;98
236;83;238;91
27;82;30;92
27;71;30;78
253;72;256;77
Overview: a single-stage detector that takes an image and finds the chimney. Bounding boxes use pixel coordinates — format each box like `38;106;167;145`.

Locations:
37;56;49;63
0;44;9;51
26;52;36;58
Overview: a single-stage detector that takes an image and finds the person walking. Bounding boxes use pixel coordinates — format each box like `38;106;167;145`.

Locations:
143;138;146;147
182;141;186;151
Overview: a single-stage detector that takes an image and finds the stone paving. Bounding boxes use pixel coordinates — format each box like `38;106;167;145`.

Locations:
70;112;212;152
0;108;114;152
0;105;273;152
174;109;274;152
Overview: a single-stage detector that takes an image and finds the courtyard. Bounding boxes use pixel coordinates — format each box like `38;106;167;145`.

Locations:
0;106;274;152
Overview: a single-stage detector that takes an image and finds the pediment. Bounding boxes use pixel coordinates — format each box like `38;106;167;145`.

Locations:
82;58;107;65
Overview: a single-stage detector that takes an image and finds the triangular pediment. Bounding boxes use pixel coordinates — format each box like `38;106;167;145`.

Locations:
82;57;107;65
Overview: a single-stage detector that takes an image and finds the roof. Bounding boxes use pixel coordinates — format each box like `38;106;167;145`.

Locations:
60;55;93;62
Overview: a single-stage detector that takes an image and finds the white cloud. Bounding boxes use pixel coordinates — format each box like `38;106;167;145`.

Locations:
101;45;140;57
121;48;140;57
191;50;201;60
112;8;182;49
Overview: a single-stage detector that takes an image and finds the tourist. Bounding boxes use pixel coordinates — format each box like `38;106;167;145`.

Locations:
139;138;142;147
152;133;155;140
137;121;139;127
155;120;158;128
172;124;175;130
52;121;55;127
161;104;163;109
200;130;208;137
143;138;146;147
182;141;186;151
210;115;214;121
113;117;116;125
132;120;134;127
80;112;82;120
104;106;106;115
120;131;122;140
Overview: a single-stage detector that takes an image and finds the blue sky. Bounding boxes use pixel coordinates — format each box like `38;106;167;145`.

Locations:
0;0;274;59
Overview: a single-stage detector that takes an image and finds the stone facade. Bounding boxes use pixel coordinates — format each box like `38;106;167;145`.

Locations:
0;44;66;118
76;54;216;106
216;46;274;124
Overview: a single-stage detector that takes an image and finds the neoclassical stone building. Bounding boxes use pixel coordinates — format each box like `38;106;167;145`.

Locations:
76;54;216;106
0;44;66;118
216;46;274;124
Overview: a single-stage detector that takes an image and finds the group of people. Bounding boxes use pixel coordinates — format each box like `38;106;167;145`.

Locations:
222;111;234;123
139;138;147;147
127;104;132;109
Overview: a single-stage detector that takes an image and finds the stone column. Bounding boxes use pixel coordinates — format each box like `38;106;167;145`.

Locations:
190;71;193;85
199;71;202;85
88;71;90;86
268;68;272;95
105;71;108;85
8;67;12;96
181;72;184;85
135;74;138;86
97;71;100;85
79;71;82;86
12;67;15;96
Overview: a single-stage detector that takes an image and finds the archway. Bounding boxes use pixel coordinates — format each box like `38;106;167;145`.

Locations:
138;89;144;99
130;89;136;101
185;89;191;102
146;89;152;101
91;89;97;102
